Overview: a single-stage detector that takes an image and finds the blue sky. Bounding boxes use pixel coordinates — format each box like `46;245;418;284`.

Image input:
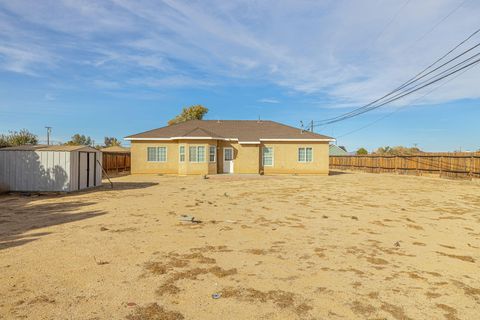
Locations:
1;0;479;152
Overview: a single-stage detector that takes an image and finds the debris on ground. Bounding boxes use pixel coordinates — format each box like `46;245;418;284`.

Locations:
212;293;222;299
394;241;401;247
178;215;202;224
100;227;109;231
94;256;109;265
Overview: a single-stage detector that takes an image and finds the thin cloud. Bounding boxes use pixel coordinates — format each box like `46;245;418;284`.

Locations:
258;98;280;104
0;0;479;106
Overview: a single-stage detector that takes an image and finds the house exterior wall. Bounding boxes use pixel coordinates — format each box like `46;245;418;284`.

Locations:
130;140;329;175
217;141;260;174
261;141;329;175
131;140;218;175
131;141;179;174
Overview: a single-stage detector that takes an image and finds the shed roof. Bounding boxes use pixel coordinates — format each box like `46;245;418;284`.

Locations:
125;120;334;143
0;145;98;152
100;145;131;153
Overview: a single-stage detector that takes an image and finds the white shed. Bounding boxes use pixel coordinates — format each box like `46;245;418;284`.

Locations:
0;145;102;192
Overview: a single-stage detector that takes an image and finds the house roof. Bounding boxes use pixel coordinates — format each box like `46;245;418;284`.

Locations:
100;145;131;153
0;144;98;152
125;120;334;143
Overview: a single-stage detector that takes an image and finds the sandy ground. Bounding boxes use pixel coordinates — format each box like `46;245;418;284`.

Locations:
0;172;479;320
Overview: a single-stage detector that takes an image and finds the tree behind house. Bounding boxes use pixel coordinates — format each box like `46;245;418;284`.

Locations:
65;134;93;146
0;129;38;148
168;105;208;125
104;137;121;147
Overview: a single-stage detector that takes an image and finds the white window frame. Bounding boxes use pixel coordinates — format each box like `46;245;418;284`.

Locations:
262;147;274;166
179;145;185;162
298;147;313;163
147;146;167;162
189;145;206;163
209;145;216;162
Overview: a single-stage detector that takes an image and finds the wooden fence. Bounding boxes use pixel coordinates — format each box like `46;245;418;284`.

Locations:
330;153;480;179
102;152;131;176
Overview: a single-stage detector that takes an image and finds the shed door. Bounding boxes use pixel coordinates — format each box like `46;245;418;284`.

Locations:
88;153;95;187
79;152;88;189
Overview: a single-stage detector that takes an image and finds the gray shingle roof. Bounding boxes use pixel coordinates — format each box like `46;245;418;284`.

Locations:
125;120;334;142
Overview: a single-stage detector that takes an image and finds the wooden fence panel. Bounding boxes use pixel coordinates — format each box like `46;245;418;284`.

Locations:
330;153;480;180
102;152;131;176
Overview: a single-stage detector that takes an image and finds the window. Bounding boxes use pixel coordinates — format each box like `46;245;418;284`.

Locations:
189;146;205;162
179;145;185;162
209;146;216;162
147;147;167;162
263;147;273;166
298;147;313;162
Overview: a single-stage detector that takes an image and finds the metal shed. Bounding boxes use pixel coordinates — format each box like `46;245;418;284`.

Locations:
0;145;102;192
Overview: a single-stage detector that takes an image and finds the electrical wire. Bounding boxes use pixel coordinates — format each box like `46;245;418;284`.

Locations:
313;27;480;126
317;55;480;125
335;61;479;139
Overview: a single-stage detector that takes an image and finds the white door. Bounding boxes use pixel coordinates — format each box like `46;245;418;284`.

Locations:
223;148;234;173
88;153;95;187
79;152;88;189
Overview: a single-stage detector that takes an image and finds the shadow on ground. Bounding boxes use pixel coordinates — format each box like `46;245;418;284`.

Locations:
329;170;351;176
0;196;106;251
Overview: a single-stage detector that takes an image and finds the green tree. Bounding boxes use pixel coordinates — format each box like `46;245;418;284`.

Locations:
356;147;368;155
0;129;38;148
104;137;121;147
168;105;208;126
65;134;93;146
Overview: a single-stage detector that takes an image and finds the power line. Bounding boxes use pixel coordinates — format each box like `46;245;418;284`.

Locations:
335;61;479;139
315;33;480;125
406;0;468;51
372;0;411;45
321;41;480;125
312;28;480;126
317;54;480;125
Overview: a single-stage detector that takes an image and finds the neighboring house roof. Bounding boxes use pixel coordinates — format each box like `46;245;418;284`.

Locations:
100;145;131;153
329;144;349;156
125;120;335;143
0;145;98;152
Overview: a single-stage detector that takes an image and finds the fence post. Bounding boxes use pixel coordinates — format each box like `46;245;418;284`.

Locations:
470;155;474;179
439;156;443;178
416;156;419;176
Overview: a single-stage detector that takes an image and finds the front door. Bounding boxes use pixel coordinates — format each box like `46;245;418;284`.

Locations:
223;148;234;173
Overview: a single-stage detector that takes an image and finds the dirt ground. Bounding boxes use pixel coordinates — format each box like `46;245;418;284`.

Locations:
0;172;479;320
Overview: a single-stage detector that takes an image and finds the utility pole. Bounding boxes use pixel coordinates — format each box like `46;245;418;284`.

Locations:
310;120;314;132
45;126;52;145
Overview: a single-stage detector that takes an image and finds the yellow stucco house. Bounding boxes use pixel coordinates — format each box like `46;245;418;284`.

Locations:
125;120;334;175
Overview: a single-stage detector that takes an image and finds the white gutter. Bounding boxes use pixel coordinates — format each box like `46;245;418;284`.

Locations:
260;138;335;142
125;137;335;142
125;137;239;141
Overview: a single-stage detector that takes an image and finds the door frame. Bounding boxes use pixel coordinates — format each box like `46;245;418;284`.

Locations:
78;151;97;190
223;147;234;174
